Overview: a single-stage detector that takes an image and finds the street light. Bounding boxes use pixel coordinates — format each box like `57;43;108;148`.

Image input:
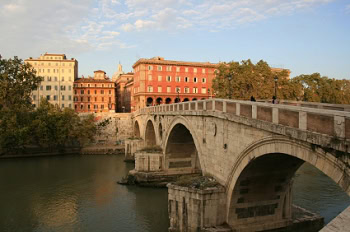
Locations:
207;88;210;99
227;74;233;99
176;88;180;103
274;76;278;98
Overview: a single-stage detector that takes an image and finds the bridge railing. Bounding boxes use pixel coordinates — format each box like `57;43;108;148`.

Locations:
137;99;350;140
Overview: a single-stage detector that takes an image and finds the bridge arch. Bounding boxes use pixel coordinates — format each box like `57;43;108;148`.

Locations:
164;116;204;174
133;120;141;138
144;119;157;147
225;136;350;229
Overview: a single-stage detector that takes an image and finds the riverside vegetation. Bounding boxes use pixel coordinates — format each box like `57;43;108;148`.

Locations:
0;56;105;156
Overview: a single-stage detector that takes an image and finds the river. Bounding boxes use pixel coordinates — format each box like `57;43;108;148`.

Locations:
0;155;349;232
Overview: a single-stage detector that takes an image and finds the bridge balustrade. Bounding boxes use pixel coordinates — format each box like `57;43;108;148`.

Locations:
138;99;350;140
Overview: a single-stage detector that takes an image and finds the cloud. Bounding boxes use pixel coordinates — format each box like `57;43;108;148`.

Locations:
0;0;337;58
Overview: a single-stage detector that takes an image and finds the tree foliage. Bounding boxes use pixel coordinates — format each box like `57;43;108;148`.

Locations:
212;60;290;100
0;56;42;111
0;57;99;155
212;59;350;104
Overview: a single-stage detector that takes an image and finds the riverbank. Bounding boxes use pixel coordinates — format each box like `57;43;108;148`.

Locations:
0;144;125;158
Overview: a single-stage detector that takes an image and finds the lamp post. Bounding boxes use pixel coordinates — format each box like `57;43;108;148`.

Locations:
207;88;211;99
176;88;180;103
274;76;278;98
227;74;233;99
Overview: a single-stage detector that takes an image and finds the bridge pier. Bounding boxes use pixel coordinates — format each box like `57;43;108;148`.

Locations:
124;138;144;162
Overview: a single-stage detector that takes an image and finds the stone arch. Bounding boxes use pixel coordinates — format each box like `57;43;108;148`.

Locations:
144;119;157;147
165;98;172;104
146;97;153;106
175;97;180;103
192;98;197;101
164;116;204;174
225;136;350;230
156;97;162;105
183;98;189;102
134;120;141;138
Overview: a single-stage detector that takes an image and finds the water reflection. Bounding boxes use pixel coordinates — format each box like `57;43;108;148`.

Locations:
0;155;169;232
0;155;348;232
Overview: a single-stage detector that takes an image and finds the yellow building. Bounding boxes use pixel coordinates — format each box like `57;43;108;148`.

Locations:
25;53;78;108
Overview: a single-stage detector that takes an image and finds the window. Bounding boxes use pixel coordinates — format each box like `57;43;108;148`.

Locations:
102;97;104;102
80;105;83;109
47;76;52;81
109;90;111;94
157;66;162;71
185;67;188;72
176;87;181;93
69;95;72;100
101;105;104;109
147;86;153;92
158;86;162;92
201;88;206;94
62;104;65;108
88;105;90;109
54;76;57;81
176;76;181;82
166;76;171;82
62;76;65;81
88;97;90;102
148;75;152;81
46;85;51;90
47;69;50;73
95;97;97;101
80;90;84;94
193;87;198;93
40;86;43;90
109;97;111;102
101;90;104;94
176;67;180;72
74;90;77;94
68;86;71;91
158;76;162;81
46;95;50;100
167;86;171;93
74;97;78;101
69;104;71;108
202;78;206;83
184;87;189;93
62;95;65;100
94;105;98;109
54;95;57;100
194;68;197;73
202;68;206;74
94;90;97;94
148;65;153;70
166;66;172;71
194;77;198;83
185;77;189;82
88;84;90;87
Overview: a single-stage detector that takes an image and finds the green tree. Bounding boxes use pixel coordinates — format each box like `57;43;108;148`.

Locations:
0;56;42;111
212;59;290;100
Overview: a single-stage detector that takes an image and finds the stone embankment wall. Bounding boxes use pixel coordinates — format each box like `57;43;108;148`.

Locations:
80;112;133;155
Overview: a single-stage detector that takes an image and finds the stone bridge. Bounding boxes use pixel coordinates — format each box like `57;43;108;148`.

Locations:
127;99;350;231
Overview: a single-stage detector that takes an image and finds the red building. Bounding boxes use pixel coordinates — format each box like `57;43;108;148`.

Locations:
131;57;217;111
74;70;116;113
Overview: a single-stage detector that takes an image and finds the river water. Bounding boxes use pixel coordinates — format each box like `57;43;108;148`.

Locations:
0;155;349;232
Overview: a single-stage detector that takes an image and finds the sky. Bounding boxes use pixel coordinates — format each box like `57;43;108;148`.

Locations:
0;0;349;79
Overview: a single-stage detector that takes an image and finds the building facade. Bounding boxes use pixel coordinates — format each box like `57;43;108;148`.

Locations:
73;70;116;113
25;53;78;108
131;57;217;111
114;72;134;112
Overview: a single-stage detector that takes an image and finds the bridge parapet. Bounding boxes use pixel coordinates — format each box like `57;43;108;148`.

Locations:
136;99;350;155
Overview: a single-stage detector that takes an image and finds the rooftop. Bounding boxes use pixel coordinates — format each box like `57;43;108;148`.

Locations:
132;57;218;68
